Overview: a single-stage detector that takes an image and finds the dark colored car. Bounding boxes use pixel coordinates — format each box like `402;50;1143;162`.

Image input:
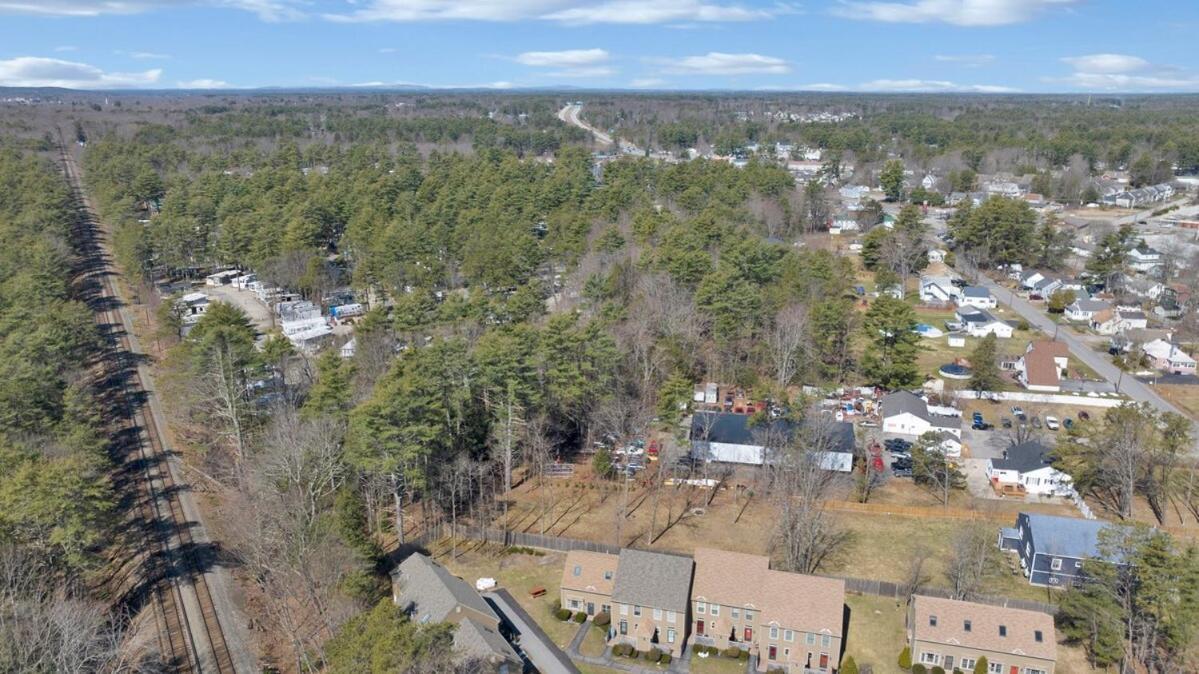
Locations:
1001;417;1013;429
891;461;913;478
1078;410;1091;421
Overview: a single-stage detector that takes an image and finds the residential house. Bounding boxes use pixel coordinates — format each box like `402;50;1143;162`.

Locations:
1091;307;1148;336
1128;245;1162;273
984;181;1022;198
880;391;962;439
1142;339;1197;375
561;550;619;619
999;513;1125;587
919;275;960;304
959;286;997;309
986;441;1074;497
1015;340;1069;392
691;548;845;673
1029;276;1062;298
391;553;521;671
1064;298;1111;323
1019;270;1047;290
610;549;693;658
690;411;856;469
927;248;947;264
1110;328;1173;354
957;307;1014;339
908;595;1056;674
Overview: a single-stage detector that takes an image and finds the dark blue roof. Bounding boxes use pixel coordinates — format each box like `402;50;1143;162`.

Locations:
1023;513;1118;560
690;411;854;453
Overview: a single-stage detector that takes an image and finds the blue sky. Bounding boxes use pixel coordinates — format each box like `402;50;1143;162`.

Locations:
2;1;1199;92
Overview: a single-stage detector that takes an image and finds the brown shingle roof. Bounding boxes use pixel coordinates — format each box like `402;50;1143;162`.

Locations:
759;571;845;638
691;548;770;609
912;596;1056;662
561;551;619;596
1030;339;1069;359
1023;347;1061;388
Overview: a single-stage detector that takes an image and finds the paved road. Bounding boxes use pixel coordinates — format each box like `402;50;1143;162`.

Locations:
973;274;1191;424
558;104;642;155
484;589;579;674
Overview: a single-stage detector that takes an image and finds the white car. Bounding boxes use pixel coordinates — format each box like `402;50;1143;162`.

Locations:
1045;415;1060;431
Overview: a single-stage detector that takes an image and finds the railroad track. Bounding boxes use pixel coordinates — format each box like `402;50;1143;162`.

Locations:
57;137;239;674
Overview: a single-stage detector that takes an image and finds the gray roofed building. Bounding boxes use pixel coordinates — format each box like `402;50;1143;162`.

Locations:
880;391;928;419
991;441;1055;474
962;286;991;299
1023;513;1115;560
611;549;693;614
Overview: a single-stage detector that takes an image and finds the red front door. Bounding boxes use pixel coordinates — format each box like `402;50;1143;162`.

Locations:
768;646;777;660
744;627;752;642
820;653;829;669
1009;667;1019;674
696;620;704;635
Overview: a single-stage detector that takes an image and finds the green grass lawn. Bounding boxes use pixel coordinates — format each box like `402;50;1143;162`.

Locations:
690;651;751;674
580;624;609;657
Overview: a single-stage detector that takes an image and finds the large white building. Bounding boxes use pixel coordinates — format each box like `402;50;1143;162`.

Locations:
880;391;961;439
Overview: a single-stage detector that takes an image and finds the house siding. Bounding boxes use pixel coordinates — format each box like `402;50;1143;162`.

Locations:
1015;513;1087;587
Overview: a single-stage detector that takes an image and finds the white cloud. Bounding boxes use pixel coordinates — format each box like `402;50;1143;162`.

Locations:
1055;53;1199;91
0;57;161;89
515;48;609;67
934;54;995;67
834;0;1078;27
325;0;789;24
1061;53;1149;74
631;77;666;88
654;52;790;75
860;78;1018;92
0;0;303;21
177;78;230;88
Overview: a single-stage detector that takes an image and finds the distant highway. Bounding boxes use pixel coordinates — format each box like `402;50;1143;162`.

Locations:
557;103;642;155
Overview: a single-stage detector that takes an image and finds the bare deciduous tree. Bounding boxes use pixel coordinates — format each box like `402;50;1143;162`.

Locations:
771;414;851;575
944;525;1000;600
765;303;811;391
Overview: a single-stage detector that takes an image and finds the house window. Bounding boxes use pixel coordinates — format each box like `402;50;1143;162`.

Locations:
568;599;580;609
745;610;754;622
710;604;719;616
633;606;641;617
731;608;740;619
961;659;976;671
603;570;613;581
667;628;676;644
602;604;611;614
573;565;581;576
1026;669;1046;674
696;602;706;614
920;652;940;665
653;608;663;620
806;633;815;645
988;663;1003;674
821;635;831;648
784;648;790;658
964;620;972;632
666;611;676;623
1035;630;1044;643
784;630;794;642
929;615;938;627
770;626;779;640
999;625;1007;637
1051;558;1062;571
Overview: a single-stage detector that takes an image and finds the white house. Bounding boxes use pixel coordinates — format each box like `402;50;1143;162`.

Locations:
1019;270;1046;290
1092;307;1148;336
1128;245;1162;273
1065;298;1111;323
920;275;960;304
1142;339;1197;375
958;286;996;309
927;248;947;263
957;307;1014;339
880;391;961;439
1016;340;1070;392
987;441;1075;497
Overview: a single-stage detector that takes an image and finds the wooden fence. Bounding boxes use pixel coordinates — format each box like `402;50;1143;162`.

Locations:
411;523;1058;615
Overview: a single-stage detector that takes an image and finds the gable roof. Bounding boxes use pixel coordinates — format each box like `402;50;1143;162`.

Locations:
1022;342;1065;388
611;549;693;613
690;412;855;454
912;595;1055;662
691;548;769;609
392;553;497;625
992;441;1056;474
962;286;992;299
759;570;845;638
562;550;619;596
1022;513;1117;560
1071;298;1110;313
881;391;928;420
455;617;521;665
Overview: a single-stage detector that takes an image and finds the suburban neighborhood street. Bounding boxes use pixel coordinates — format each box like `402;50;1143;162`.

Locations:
970;273;1191;423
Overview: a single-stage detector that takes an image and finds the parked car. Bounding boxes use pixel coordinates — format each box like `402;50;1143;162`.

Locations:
1011;406;1024;418
1046;416;1060;431
1001;417;1013;429
891;462;913;478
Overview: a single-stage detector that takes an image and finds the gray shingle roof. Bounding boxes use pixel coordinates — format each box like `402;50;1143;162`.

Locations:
962;286;991;299
992;441;1054;474
392;553;496;625
611;549;693;613
1023;513;1119;561
454;617;520;664
690;411;855;453
881;391;929;421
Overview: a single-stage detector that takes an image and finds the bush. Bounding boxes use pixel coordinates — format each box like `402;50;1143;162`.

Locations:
573;611;587;623
613;644;633;658
913;665;927;674
647;648;662;662
898;646;912;670
555;608;572;621
594;612;610;627
842;656;859;674
974;657;989;674
932;667;945;674
722;647;741;659
660;653;672;664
